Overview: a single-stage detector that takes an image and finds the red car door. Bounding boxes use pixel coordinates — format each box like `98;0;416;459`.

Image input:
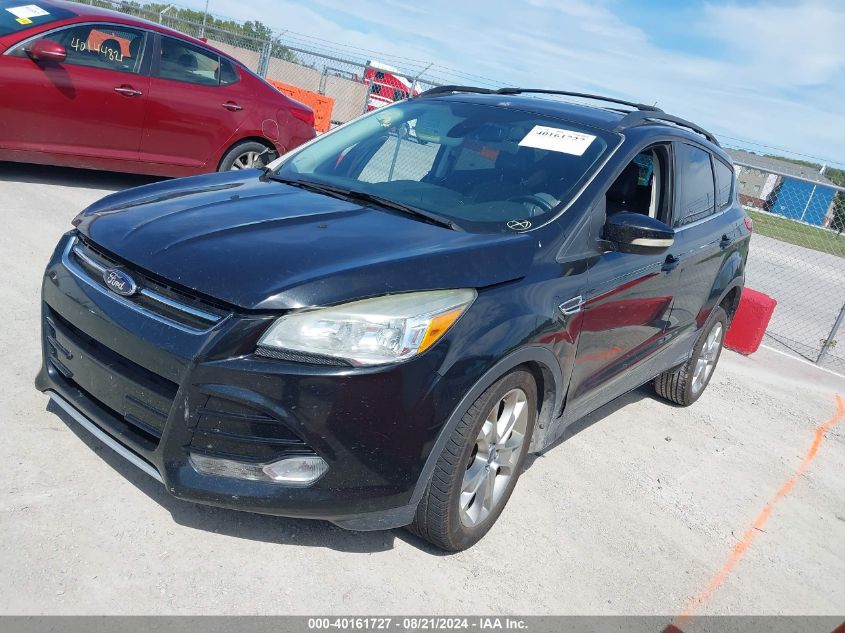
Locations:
0;22;149;163
139;34;248;170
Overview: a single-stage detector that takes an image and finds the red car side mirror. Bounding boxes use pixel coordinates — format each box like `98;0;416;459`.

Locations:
27;39;67;64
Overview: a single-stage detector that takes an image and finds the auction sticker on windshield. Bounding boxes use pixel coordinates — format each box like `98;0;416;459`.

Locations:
519;125;596;156
5;4;49;19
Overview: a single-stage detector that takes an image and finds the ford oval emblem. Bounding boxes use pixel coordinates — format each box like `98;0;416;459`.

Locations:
507;219;532;231
103;268;138;297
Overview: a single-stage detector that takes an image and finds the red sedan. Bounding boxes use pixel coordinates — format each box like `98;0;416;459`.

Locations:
0;0;316;176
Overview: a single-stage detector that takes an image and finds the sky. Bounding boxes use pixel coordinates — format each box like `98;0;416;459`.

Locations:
177;0;845;166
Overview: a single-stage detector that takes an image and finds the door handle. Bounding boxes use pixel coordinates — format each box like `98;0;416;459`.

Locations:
719;234;733;249
222;102;243;111
661;254;680;272
114;86;143;97
558;295;584;317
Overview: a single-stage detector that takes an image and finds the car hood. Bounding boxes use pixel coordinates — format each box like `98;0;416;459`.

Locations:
73;171;537;310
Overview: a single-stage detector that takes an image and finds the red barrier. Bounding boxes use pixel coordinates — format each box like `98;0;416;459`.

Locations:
724;288;777;355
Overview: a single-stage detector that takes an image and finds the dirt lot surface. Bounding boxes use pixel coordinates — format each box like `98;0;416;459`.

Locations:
1;163;843;615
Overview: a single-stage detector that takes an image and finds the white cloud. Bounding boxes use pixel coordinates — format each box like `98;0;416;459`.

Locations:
701;0;845;87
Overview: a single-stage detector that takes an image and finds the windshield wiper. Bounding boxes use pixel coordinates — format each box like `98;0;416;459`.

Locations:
267;174;349;198
268;175;461;231
344;190;461;231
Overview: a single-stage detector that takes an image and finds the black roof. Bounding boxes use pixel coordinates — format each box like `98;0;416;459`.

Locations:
429;93;627;128
419;86;720;147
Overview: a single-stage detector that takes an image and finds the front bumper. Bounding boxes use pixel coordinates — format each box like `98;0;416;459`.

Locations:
36;234;453;530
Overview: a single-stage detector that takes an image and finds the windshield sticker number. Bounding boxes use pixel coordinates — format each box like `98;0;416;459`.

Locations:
518;126;596;156
5;4;49;19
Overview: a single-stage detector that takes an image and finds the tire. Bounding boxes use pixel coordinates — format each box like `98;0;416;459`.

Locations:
218;141;277;172
654;306;727;406
408;369;537;551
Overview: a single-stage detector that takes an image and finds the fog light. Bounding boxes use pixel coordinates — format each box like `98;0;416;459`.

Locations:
189;453;328;486
262;455;328;485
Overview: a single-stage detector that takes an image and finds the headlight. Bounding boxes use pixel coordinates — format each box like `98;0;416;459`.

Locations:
258;289;477;366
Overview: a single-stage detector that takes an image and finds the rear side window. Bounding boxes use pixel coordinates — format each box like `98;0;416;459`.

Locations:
714;159;734;210
158;35;220;86
218;58;239;85
675;143;715;226
10;23;146;74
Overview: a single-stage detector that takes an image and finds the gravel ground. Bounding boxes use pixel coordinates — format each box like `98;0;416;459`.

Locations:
1;162;844;615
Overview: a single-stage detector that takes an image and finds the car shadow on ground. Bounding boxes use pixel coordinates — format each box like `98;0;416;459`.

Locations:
45;386;661;556
0;162;161;191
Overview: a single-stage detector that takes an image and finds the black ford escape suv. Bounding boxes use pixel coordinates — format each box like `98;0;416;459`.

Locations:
37;87;750;551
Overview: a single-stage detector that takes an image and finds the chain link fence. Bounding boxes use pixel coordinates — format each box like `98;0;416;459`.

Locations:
81;0;458;126
734;159;845;373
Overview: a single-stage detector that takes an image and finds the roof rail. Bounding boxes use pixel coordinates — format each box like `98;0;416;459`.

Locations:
496;88;663;112
418;85;662;112
614;111;720;146
417;85;495;98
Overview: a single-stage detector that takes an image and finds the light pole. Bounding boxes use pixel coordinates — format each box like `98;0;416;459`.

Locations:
199;0;210;38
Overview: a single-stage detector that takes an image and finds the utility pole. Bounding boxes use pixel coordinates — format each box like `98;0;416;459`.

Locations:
199;0;210;37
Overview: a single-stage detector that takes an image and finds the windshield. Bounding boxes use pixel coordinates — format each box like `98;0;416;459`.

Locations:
274;100;613;232
0;1;73;36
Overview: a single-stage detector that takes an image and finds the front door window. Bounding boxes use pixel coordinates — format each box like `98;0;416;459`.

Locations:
11;23;147;74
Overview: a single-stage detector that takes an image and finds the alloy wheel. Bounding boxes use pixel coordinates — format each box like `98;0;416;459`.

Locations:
459;388;529;527
230;151;264;170
691;322;723;395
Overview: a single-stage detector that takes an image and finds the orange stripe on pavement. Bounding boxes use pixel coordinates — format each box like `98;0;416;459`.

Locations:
670;393;844;632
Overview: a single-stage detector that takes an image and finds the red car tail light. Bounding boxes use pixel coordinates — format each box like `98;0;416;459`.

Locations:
289;106;315;129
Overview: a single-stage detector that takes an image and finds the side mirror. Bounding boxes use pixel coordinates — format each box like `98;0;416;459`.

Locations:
27;39;67;64
604;212;674;254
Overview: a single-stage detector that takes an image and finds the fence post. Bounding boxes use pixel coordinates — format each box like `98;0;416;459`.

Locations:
257;40;271;78
319;68;328;95
817;301;845;364
361;64;373;115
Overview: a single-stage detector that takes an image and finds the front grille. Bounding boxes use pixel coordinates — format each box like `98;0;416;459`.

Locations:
67;237;229;332
45;308;178;449
189;395;315;463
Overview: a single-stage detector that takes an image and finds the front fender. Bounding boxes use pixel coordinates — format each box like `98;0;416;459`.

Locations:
409;345;564;509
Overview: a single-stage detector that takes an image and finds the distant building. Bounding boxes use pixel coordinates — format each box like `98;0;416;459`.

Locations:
727;149;837;227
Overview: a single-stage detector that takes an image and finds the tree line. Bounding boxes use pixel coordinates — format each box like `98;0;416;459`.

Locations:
92;1;297;62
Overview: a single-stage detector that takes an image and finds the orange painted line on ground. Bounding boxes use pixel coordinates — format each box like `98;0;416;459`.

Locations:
669;393;844;632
